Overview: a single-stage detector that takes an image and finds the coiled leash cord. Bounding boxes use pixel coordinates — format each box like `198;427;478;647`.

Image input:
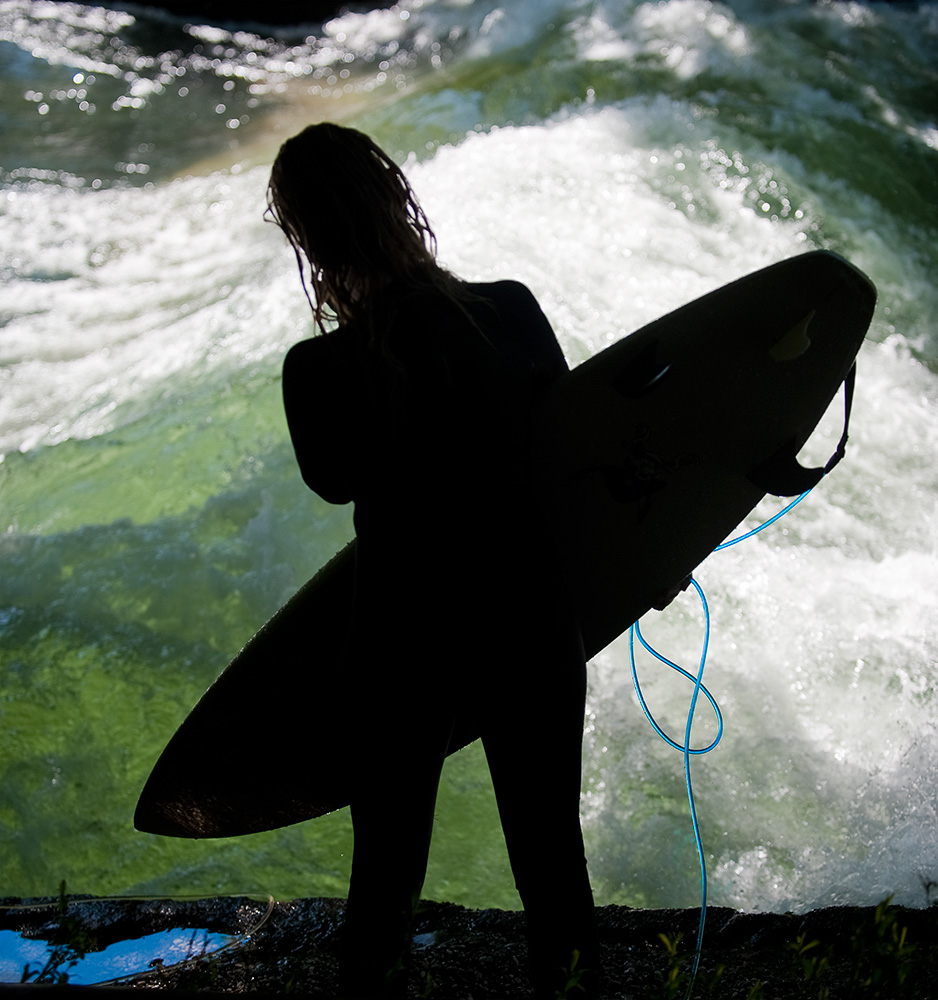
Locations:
628;487;813;997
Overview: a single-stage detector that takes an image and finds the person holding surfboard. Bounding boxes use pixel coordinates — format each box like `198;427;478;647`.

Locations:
135;120;874;996
267;123;601;998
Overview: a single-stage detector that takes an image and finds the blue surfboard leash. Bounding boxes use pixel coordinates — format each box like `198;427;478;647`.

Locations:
628;486;814;998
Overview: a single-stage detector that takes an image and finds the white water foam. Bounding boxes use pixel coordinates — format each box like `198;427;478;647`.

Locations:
1;170;306;455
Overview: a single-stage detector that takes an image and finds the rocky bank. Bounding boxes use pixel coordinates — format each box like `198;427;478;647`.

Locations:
2;894;938;997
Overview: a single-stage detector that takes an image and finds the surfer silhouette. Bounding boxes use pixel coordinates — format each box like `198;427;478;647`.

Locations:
267;123;600;998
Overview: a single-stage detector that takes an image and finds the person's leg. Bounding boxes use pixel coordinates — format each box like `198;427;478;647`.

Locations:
480;623;600;998
338;711;454;999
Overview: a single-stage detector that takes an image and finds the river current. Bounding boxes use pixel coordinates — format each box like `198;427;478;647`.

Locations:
1;0;937;914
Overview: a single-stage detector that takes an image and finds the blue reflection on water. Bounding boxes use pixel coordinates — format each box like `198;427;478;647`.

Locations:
0;926;237;985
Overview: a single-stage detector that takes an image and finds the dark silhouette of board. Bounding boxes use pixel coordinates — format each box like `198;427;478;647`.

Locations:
135;251;875;838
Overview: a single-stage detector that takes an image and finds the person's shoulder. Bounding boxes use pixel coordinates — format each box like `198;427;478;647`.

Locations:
285;336;316;364
284;329;346;368
469;279;538;304
467;280;551;328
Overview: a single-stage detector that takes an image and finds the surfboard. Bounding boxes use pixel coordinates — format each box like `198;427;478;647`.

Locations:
135;250;875;839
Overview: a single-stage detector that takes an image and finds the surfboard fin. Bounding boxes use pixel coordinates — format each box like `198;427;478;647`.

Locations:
613;342;672;398
748;439;826;496
769;309;815;362
748;363;856;496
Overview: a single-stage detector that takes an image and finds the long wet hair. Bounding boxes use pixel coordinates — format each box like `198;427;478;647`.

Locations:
266;122;462;335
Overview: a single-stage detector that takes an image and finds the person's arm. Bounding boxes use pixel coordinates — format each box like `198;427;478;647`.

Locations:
497;280;569;388
282;338;355;505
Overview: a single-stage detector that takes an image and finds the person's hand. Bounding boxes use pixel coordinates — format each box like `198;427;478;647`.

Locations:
651;574;692;611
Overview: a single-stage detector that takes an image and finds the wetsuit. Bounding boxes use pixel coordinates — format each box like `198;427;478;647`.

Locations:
282;280;599;997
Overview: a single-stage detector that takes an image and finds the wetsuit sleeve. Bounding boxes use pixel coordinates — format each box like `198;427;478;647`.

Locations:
282;338;355;505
